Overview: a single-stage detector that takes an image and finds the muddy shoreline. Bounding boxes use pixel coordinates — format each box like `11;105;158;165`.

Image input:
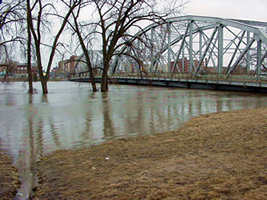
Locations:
30;108;267;200
1;108;266;199
0;152;20;200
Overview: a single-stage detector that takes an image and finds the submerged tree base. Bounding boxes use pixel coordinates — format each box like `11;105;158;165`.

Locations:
33;108;267;200
0;152;20;200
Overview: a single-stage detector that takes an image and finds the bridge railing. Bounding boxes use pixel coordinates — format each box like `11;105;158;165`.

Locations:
70;72;267;86
111;72;267;84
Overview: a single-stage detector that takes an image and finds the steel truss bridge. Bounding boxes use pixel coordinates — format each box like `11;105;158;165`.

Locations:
71;16;267;92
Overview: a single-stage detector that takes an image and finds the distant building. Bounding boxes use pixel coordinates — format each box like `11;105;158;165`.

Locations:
0;62;38;78
0;64;7;76
57;55;79;77
169;57;250;75
15;63;38;77
170;57;206;73
58;55;79;74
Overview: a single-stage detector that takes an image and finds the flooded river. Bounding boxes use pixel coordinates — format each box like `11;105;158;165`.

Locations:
0;81;267;198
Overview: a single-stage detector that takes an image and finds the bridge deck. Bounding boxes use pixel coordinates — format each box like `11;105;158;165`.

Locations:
70;74;267;93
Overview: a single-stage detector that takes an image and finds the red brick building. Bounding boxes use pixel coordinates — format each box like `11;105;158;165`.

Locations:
15;64;38;76
57;55;79;75
0;62;38;78
170;58;206;73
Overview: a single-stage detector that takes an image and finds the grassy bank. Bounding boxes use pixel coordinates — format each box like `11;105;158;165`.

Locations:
34;108;267;200
0;152;20;200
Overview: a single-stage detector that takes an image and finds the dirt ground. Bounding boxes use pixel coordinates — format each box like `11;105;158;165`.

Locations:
0;152;20;200
33;108;267;200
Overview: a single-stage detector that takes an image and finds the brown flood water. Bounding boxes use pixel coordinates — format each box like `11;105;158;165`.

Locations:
0;81;267;199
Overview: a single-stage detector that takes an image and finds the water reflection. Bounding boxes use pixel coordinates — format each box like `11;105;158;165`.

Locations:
0;82;267;198
49;118;61;149
15;95;37;199
102;93;115;139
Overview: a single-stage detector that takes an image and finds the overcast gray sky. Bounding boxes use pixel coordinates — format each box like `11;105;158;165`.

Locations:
184;0;267;21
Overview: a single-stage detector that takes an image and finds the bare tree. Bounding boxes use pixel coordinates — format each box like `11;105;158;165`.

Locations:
26;1;33;93
0;0;26;83
67;1;98;92
77;0;178;92
0;0;25;62
26;0;80;94
0;0;37;93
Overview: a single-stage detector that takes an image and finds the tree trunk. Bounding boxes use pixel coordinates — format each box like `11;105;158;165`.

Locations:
27;69;33;94
40;76;48;94
89;72;97;92
101;59;111;92
27;10;33;94
74;20;97;92
101;70;108;92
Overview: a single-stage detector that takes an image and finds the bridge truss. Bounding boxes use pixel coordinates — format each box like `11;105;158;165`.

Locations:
76;15;267;83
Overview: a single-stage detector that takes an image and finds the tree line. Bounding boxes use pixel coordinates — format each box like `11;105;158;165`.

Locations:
0;0;182;94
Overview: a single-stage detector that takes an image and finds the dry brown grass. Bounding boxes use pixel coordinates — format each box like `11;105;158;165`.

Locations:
34;108;267;200
0;152;20;200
